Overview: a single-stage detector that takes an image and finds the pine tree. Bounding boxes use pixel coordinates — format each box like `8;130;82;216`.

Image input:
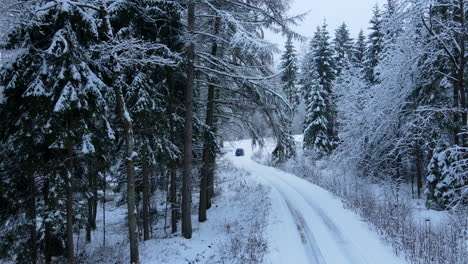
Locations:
281;34;299;111
303;73;333;156
353;30;367;69
364;5;384;84
333;22;353;76
302;23;335;154
273;34;299;163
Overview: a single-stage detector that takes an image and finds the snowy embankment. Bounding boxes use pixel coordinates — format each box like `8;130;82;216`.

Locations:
80;156;271;263
228;139;406;264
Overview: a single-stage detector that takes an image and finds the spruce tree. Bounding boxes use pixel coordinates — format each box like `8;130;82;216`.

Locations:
353;30;367;69
274;34;299;162
302;23;335;155
364;5;384;84
303;72;332;156
333;22;353;76
281;34;299;112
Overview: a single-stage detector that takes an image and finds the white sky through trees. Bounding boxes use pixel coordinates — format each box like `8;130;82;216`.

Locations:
266;0;386;60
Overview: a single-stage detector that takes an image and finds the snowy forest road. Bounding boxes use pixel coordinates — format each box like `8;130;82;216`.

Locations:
227;140;406;264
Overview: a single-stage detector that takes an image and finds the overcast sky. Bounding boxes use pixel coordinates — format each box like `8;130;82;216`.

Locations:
265;0;386;60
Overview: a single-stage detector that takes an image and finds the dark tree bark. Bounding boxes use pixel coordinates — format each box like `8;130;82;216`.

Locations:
102;174;106;247
66;140;74;264
142;154;151;241
166;68;179;234
114;68;139;263
199;16;220;221
86;172;93;242
92;173;98;229
206;151;216;209
27;171;37;264
415;143;423;199
455;0;466;147
170;162;178;233
43;178;52;264
182;0;195;239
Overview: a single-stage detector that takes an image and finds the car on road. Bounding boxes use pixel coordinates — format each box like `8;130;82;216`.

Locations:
235;148;244;156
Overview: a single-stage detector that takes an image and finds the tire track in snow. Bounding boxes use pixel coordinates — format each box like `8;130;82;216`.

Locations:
272;184;326;264
272;171;370;264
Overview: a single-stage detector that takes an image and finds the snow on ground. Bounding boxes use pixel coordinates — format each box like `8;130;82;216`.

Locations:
228;139;407;264
254;135;450;225
139;158;271;263
81;155;271;263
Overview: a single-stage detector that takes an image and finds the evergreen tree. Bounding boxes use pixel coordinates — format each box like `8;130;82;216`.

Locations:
275;34;299;162
302;23;335;154
364;5;384;84
333;22;353;76
303;72;333;156
281;34;299;110
353;30;367;69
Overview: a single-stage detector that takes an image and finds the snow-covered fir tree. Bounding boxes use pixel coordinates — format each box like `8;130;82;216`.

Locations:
280;34;299;139
303;71;333;156
364;5;384;84
333;22;353;76
353;30;367;69
281;34;299;113
302;22;336;155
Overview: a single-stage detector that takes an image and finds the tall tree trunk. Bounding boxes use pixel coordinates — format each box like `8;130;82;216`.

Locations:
456;0;466;147
182;1;195;239
43;178;52;264
207;21;221;210
66;141;74;264
142;154;151;241
28;171;37;264
102;174;106;247
199;16;220;221
170;162;178;233
166;69;179;234
86;172;93;242
114;69;139;263
453;74;460;146
415;143;423;199
92;173;98;229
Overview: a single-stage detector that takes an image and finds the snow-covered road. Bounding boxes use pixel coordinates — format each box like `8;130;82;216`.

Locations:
228;140;406;264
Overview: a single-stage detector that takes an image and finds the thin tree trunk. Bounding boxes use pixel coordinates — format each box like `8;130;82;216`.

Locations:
43;178;52;264
142;154;151;241
92;173;98;229
199;16;220;222
28;171;37;264
103;174;106;247
456;0;466;147
182;1;195;239
66;141;74;264
86;172;93;242
206;153;216;209
170;162;178;233
166;67;179;234
114;70;139;263
415;143;423;199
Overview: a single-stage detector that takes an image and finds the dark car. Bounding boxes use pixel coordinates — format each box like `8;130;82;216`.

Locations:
235;148;245;156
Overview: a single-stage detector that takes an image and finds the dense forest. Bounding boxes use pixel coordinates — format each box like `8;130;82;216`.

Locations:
0;0;466;263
